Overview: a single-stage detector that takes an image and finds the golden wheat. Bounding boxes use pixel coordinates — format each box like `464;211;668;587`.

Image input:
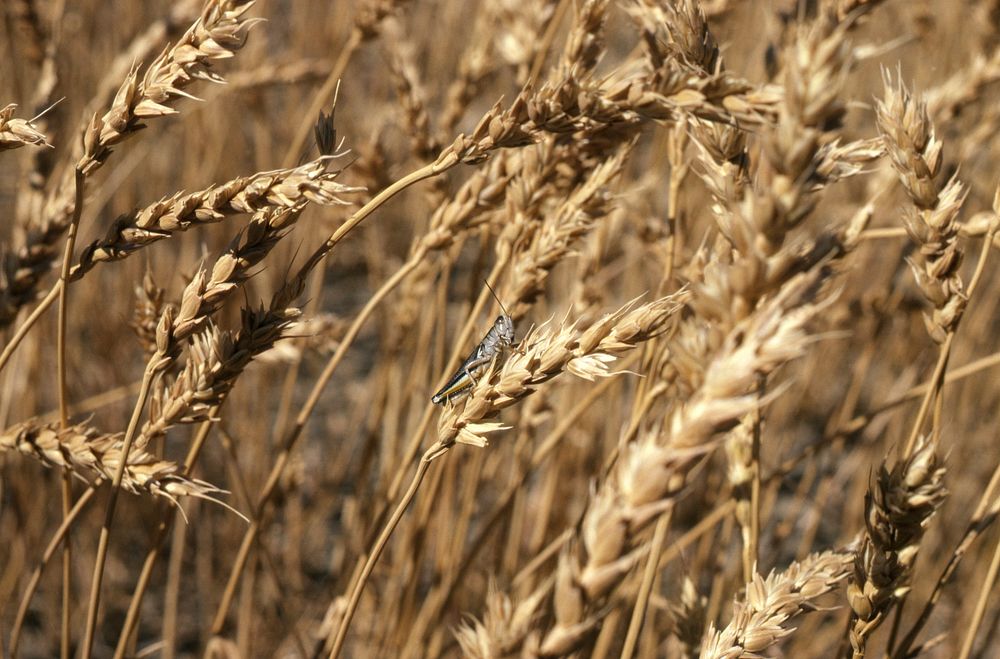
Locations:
3;1;1000;658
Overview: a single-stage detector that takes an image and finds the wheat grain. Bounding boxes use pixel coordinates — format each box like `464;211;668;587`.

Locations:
0;104;49;151
141;303;301;448
0;1;261;330
437;291;686;453
0;420;223;502
847;436;947;658
877;71;967;342
78;0;258;174
73;157;359;278
700;550;852;659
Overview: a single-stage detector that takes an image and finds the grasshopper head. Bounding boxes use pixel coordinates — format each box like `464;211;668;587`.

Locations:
494;315;515;344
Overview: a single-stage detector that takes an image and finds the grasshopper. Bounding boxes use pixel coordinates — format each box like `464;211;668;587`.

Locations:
431;282;516;405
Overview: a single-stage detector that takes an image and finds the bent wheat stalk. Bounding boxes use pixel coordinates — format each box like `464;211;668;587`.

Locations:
331;292;686;658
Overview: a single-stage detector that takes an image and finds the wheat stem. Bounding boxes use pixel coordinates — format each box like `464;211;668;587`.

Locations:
208;253;425;631
8;483;98;658
957;529;1000;659
621;508;673;659
112;412;217;659
329;446;436;658
312;258;510;653
0;279;61;374
80;362;157;659
55;169;83;429
55;167;84;659
209;147;465;633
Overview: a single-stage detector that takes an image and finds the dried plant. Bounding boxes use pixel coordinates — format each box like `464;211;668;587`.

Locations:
454;581;549;659
77;0;258;174
0;0;258;329
701;550;852;659
462;269;832;656
74;155;359;278
670;577;709;659
130;268;168;359
141;303;301;448
877;72;967;342
437;292;686;453
847;436;947;658
3;2;1000;658
0;104;49;151
0;420;223;503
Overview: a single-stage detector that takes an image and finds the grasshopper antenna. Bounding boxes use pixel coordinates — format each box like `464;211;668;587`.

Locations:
483;279;511;318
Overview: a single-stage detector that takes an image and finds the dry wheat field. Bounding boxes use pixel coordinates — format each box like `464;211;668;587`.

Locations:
3;0;1000;657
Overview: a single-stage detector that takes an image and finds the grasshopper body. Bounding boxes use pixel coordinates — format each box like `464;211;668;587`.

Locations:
431;315;514;404
432;281;516;405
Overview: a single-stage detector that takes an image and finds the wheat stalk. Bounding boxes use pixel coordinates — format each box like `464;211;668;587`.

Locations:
141;304;301;448
6;2;1000;656
129;269;168;359
335;291;686;658
77;0;258;173
436;291;686;454
463;268;832;656
670;577;709;659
